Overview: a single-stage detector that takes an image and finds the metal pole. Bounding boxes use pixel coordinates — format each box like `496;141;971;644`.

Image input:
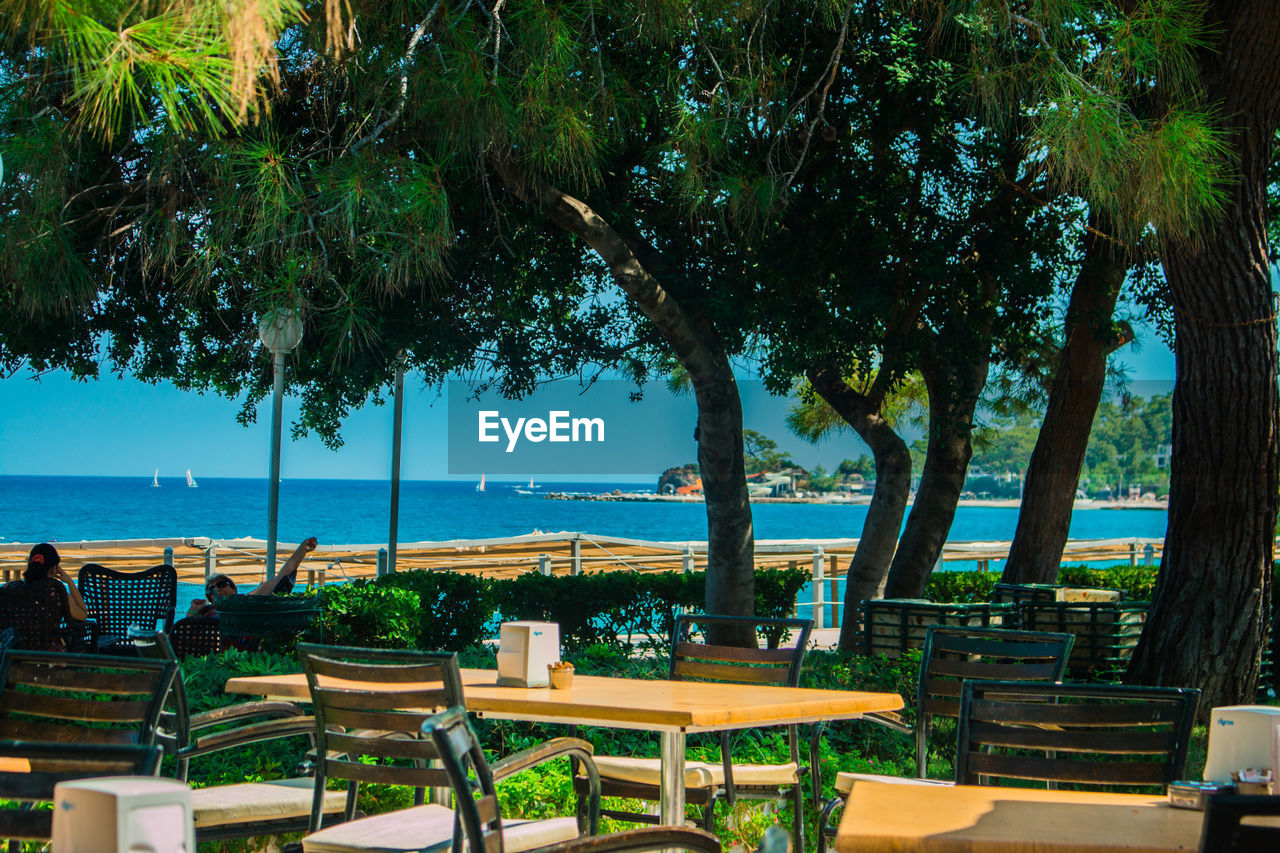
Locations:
377;548;388;577
388;358;405;574
163;547;174;567
266;350;285;579
812;546;826;630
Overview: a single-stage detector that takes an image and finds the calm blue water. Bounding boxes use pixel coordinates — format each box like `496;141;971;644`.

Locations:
0;475;1168;545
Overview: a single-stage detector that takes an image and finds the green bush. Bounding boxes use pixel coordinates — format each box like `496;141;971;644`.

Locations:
374;569;494;650
308;581;422;649
925;564;1163;604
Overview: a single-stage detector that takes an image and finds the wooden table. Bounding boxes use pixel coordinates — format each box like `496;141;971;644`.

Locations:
225;668;902;825
836;778;1215;853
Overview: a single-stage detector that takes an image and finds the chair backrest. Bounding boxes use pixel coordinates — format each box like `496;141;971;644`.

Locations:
169;616;226;658
1199;793;1280;853
670;614;812;686
956;679;1200;790
426;706;724;853
78;563;178;637
861;599;1016;658
298;644;465;830
0;579;79;651
0;741;161;841
1015;601;1148;680
0;649;177;746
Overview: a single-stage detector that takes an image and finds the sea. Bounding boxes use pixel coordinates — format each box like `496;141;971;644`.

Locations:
0;475;1169;547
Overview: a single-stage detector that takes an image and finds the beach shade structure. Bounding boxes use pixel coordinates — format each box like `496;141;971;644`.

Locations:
814;626;1075;853
0;742;161;845
574;614;814;852
387;351;407;576
427;705;720;853
77;562;177;650
259;306;304;579
0;578;97;651
955;680;1200;789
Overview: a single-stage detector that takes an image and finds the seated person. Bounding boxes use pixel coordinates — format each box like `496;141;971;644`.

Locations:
14;543;90;622
187;537;317;618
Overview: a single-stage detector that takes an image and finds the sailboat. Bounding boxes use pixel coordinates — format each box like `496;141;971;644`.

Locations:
152;469;160;488
186;468;198;488
475;473;486;492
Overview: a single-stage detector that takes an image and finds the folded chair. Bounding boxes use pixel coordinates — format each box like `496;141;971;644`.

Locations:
428;706;720;853
78;562;177;649
816;626;1075;853
0;741;161;845
955;680;1200;788
136;633;343;842
297;643;603;853
575;614;813;851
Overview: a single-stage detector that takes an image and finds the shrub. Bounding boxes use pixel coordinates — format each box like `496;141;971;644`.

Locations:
307;581;422;649
374;570;494;650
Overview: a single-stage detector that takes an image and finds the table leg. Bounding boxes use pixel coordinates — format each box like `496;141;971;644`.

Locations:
659;730;686;826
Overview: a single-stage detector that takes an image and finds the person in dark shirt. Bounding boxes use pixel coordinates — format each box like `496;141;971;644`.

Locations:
11;543;90;622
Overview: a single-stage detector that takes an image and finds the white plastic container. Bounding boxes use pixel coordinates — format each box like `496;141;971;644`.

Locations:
496;621;560;688
52;776;192;853
1202;705;1280;783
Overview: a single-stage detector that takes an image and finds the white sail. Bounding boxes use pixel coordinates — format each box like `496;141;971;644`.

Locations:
186;469;198;488
476;474;486;492
152;469;160;487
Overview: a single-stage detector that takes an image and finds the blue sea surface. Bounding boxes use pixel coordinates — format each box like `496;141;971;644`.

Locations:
0;475;1168;545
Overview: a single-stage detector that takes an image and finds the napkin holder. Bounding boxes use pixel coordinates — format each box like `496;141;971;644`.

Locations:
1203;705;1280;783
53;776;193;853
496;621;560;688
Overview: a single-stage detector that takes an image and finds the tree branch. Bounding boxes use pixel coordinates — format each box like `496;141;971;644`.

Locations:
351;3;442;154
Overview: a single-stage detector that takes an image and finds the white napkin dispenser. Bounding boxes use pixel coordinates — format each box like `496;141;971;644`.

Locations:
1203;705;1280;783
496;621;560;687
53;776;193;853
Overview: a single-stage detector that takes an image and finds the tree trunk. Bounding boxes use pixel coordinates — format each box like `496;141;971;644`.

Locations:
1126;2;1280;709
884;347;990;598
1003;220;1129;584
494;164;757;646
807;366;912;650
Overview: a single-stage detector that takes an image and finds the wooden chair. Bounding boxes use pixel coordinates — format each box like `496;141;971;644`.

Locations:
576;614;813;851
0;648;176;746
428;705;721;853
78;563;177;649
297;643;603;853
136;633;342;842
0;741;161;844
1199;793;1280;852
169;616;226;658
815;626;1074;853
955;680;1200;789
0;578;96;651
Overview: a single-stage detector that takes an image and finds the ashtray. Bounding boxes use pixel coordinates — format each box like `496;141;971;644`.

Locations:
1169;781;1232;810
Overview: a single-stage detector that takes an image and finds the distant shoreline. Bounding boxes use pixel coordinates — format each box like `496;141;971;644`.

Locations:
547;492;1169;510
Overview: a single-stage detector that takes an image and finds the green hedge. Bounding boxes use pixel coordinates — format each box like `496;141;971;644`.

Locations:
925;564;1162;603
290;567;809;653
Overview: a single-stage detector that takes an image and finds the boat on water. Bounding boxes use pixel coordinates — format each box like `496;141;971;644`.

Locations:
151;469;160;487
186;469;198;488
476;474;486;492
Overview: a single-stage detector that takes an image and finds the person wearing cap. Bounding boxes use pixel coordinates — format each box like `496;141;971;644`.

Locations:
186;536;318;618
7;543;90;622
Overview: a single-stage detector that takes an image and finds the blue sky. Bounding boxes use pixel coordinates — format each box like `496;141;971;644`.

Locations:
0;332;1176;481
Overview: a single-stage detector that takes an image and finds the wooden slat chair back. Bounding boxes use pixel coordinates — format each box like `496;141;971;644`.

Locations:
0;579;93;652
913;626;1075;778
169;616;226;658
956;680;1200;789
298;643;466;834
78;563;177;642
580;615;814;852
0;741;160;843
0;649;176;746
427;706;721;853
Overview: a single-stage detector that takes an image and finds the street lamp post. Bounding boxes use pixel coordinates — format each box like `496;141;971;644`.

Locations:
258;307;304;579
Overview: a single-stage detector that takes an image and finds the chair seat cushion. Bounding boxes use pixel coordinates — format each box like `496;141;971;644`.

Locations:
301;804;579;853
192;777;347;828
595;756;801;789
834;772;955;794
